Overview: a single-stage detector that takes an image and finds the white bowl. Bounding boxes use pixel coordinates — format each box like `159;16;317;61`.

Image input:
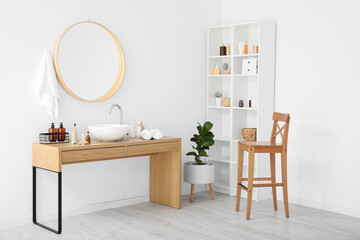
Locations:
88;124;130;142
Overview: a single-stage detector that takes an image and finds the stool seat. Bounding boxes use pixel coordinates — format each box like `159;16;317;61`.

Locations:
238;141;283;153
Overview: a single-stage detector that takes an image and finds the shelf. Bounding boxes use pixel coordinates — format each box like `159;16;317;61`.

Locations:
234;54;259;57
209;158;230;164
233;74;259;77
208;106;231;109
233;107;257;110
214;137;231;142
208;75;231;77
208;55;231;59
233;54;258;57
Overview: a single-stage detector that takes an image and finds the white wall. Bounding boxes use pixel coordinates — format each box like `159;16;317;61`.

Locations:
222;0;360;218
0;0;222;227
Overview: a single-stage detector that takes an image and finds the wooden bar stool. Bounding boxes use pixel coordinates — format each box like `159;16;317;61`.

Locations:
235;112;290;220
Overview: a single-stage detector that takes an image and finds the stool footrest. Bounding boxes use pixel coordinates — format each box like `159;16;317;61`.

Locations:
242;177;272;181
238;183;248;192
253;183;283;188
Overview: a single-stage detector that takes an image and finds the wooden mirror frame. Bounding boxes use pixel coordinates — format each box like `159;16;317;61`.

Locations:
53;21;126;102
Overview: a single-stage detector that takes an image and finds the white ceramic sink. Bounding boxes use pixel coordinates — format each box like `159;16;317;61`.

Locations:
88;124;130;141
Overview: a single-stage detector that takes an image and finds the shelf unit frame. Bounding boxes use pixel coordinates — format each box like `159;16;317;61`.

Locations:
206;21;276;201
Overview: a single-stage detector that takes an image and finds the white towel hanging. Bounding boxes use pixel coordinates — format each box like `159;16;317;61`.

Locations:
36;50;59;119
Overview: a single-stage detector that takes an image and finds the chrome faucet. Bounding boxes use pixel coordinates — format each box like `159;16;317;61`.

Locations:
109;104;123;124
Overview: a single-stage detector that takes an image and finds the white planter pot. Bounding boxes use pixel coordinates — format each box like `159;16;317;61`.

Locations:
184;162;215;184
215;98;222;107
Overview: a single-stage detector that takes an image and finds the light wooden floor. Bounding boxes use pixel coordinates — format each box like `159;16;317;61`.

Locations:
1;192;360;240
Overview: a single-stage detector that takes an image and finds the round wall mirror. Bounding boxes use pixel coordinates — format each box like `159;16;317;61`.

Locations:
54;21;125;102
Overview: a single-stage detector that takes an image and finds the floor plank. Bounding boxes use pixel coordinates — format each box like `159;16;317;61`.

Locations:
1;192;359;240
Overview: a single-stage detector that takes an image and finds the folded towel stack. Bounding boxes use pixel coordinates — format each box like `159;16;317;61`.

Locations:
140;129;163;140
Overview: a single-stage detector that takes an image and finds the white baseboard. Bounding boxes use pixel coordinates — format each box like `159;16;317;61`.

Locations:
0;195;149;230
287;195;360;219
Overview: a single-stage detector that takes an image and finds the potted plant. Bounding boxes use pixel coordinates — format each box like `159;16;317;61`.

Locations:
184;121;216;202
215;91;222;107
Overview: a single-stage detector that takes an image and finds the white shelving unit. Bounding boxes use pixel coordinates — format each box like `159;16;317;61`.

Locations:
207;22;275;201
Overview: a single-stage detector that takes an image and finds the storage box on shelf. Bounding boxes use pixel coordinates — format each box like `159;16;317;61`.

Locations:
206;21;275;200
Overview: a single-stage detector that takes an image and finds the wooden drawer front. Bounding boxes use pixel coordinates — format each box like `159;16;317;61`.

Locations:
62;147;126;164
127;142;179;156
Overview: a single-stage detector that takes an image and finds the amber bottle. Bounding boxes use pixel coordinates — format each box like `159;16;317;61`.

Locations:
49;123;58;142
58;122;66;142
86;131;91;144
220;43;226;56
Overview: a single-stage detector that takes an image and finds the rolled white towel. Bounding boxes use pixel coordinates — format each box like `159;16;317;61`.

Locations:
141;130;152;140
151;129;163;140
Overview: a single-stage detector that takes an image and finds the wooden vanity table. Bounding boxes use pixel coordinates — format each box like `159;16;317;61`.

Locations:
32;136;181;234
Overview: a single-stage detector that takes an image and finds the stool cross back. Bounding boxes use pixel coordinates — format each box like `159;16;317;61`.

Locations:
236;112;290;220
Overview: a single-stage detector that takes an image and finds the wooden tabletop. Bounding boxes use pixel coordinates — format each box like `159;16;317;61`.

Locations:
33;136;181;151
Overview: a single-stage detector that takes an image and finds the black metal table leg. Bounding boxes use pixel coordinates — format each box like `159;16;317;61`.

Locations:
33;166;62;234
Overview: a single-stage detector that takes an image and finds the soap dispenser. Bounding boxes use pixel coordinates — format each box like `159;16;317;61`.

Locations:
86;131;91;144
136;122;142;137
58;122;66;142
49;123;58;142
70;123;78;144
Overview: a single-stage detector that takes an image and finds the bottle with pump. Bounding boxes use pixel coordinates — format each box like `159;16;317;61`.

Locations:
86;131;91;144
244;41;248;54
58;122;66;142
71;123;78;144
136;122;142;137
49;123;58;142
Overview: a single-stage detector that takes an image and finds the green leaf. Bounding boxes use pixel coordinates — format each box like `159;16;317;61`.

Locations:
197;124;203;135
186;151;199;157
202;139;215;147
199;149;208;157
203;121;213;133
195;156;202;164
204;131;214;139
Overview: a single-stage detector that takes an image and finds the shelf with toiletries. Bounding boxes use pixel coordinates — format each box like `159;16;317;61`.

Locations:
233;23;259;56
208;58;232;76
208;25;232;57
232;75;258;108
207;21;275;200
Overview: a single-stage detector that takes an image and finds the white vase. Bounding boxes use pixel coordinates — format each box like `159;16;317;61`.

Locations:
184;162;215;184
215;98;222;107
